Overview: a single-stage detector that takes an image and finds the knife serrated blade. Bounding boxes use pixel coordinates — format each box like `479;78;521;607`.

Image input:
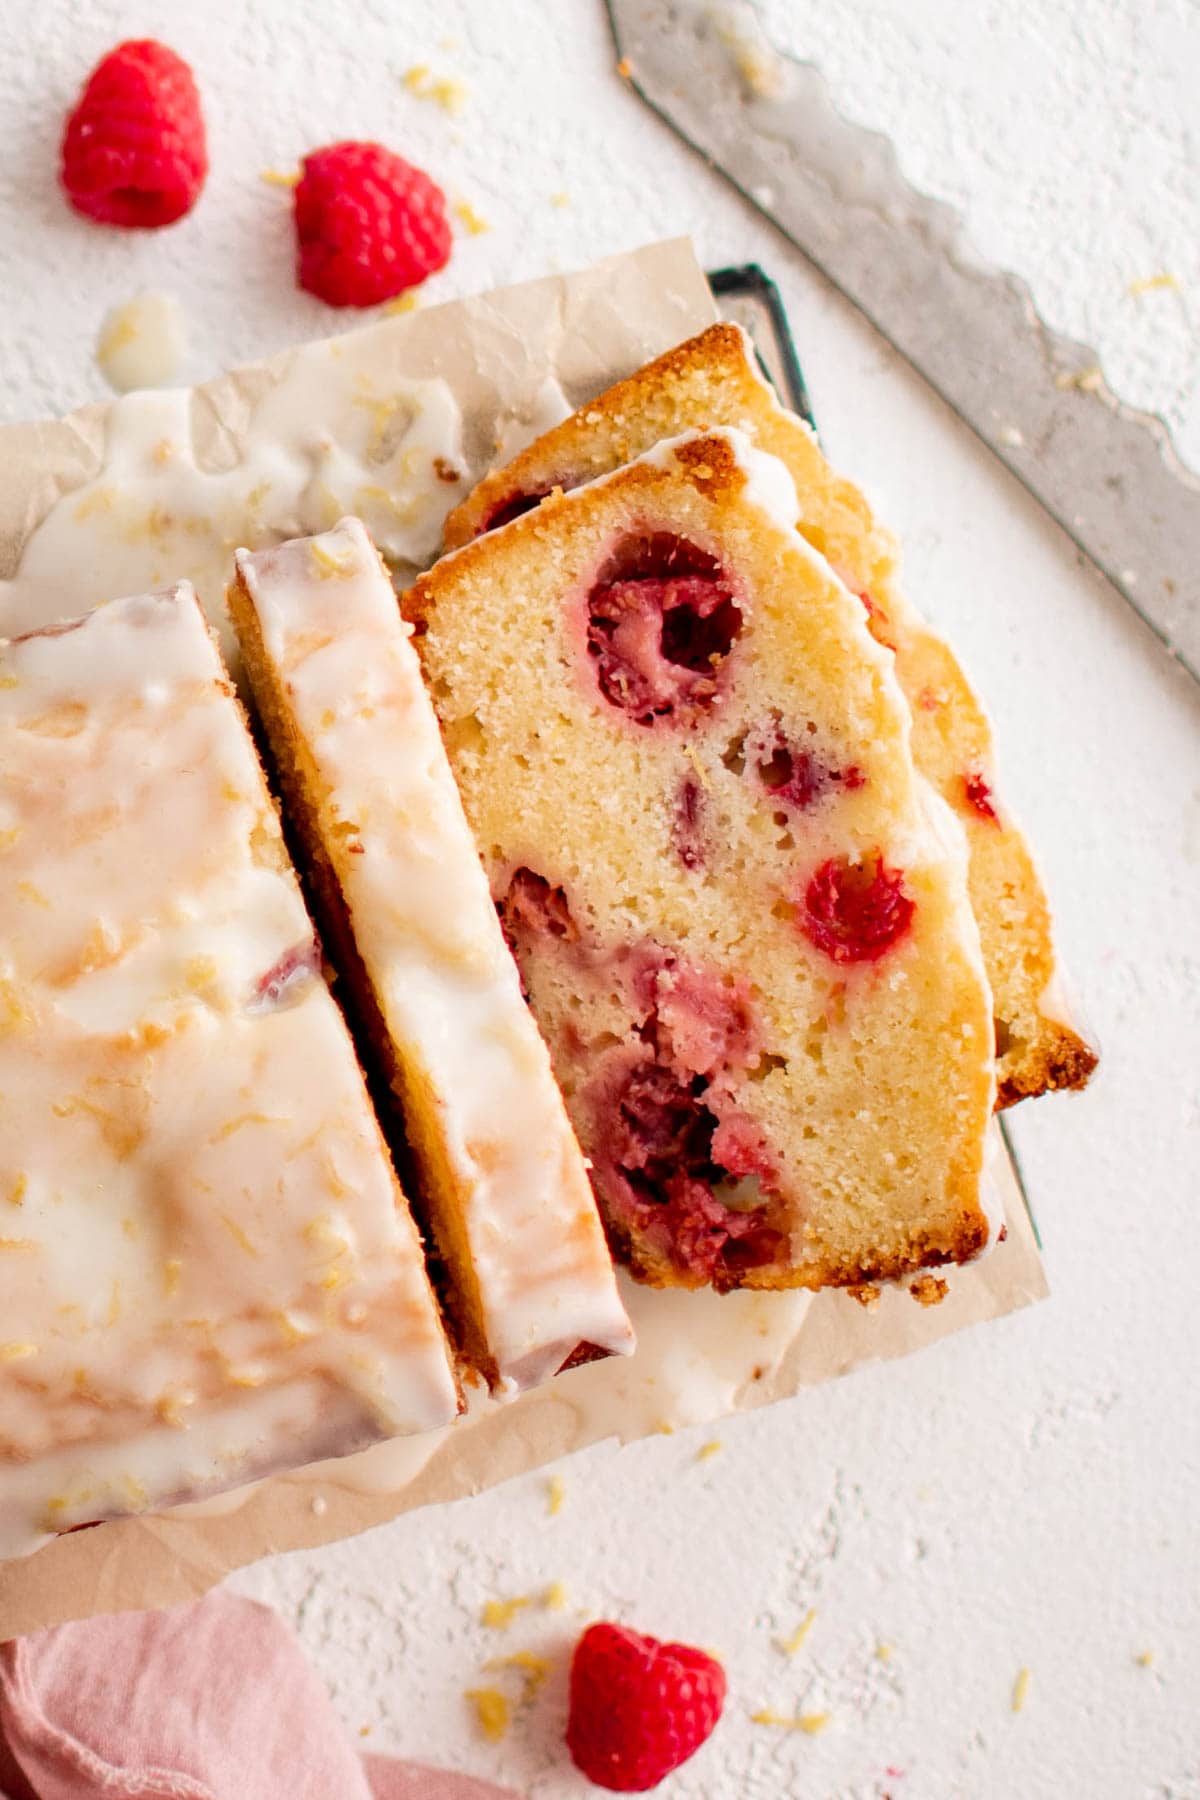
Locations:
607;0;1200;685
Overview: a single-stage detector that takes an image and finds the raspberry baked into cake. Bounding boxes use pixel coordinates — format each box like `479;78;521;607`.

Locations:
0;589;459;1558
406;429;997;1292
229;519;633;1391
444;323;1097;1109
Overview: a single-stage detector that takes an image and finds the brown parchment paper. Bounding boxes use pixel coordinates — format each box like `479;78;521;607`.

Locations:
0;241;1048;1637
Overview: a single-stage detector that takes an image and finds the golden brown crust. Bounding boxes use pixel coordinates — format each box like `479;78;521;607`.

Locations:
723;1212;989;1295
442;325;750;549
848;1283;883;1309
667;430;747;499
411;442;754;629
610;1210;989;1296
441;324;1098;1109
996;1027;1099;1109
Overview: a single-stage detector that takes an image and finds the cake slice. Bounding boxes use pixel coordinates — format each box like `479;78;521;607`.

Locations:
406;429;997;1292
443;323;1096;1108
0;588;459;1559
230;519;634;1391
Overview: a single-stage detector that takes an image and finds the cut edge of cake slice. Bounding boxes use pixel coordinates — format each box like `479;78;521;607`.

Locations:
443;322;1097;1111
229;519;634;1394
409;427;998;1294
0;584;460;1557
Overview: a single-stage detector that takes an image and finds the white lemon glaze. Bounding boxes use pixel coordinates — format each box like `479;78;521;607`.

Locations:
0;587;459;1559
0;346;465;662
235;519;634;1392
96;291;188;394
159;1111;1015;1530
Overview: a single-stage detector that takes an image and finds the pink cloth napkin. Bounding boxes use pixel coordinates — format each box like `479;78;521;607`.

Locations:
0;1592;519;1800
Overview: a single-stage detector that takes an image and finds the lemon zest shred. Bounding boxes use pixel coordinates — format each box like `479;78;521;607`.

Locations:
218;1211;259;1257
464;1687;509;1742
309;540;357;580
1054;366;1103;393
481;1595;530;1630
484;1650;552;1699
777;1609;817;1656
751;1707;830;1733
1129;272;1180;295
210;1111;281;1143
454;199;491;236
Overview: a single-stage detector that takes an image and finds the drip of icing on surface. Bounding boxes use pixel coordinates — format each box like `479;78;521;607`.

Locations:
491;376;573;464
279;1275;811;1501
0;339;465;662
164;1130;1016;1525
96;292;188;394
168;1276;809;1515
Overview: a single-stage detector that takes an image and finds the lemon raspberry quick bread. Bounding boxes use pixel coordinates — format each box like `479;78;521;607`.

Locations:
230;518;634;1392
406;429;998;1293
0;588;459;1559
444;323;1097;1109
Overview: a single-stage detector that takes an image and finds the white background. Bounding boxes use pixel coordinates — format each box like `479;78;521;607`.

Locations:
1;2;1197;1795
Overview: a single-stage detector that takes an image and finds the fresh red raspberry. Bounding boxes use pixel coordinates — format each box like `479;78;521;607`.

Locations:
566;1621;726;1792
586;549;743;724
963;771;1000;823
294;141;451;308
800;853;915;964
60;40;207;228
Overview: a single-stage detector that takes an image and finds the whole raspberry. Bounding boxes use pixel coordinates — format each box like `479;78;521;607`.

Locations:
566;1621;726;1792
60;40;208;228
294;141;451;308
800;852;915;964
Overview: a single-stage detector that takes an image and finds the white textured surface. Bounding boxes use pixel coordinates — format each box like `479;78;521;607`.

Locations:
760;0;1200;472
1;1;1197;1795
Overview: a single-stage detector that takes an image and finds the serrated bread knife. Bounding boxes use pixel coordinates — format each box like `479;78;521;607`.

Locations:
607;0;1200;686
